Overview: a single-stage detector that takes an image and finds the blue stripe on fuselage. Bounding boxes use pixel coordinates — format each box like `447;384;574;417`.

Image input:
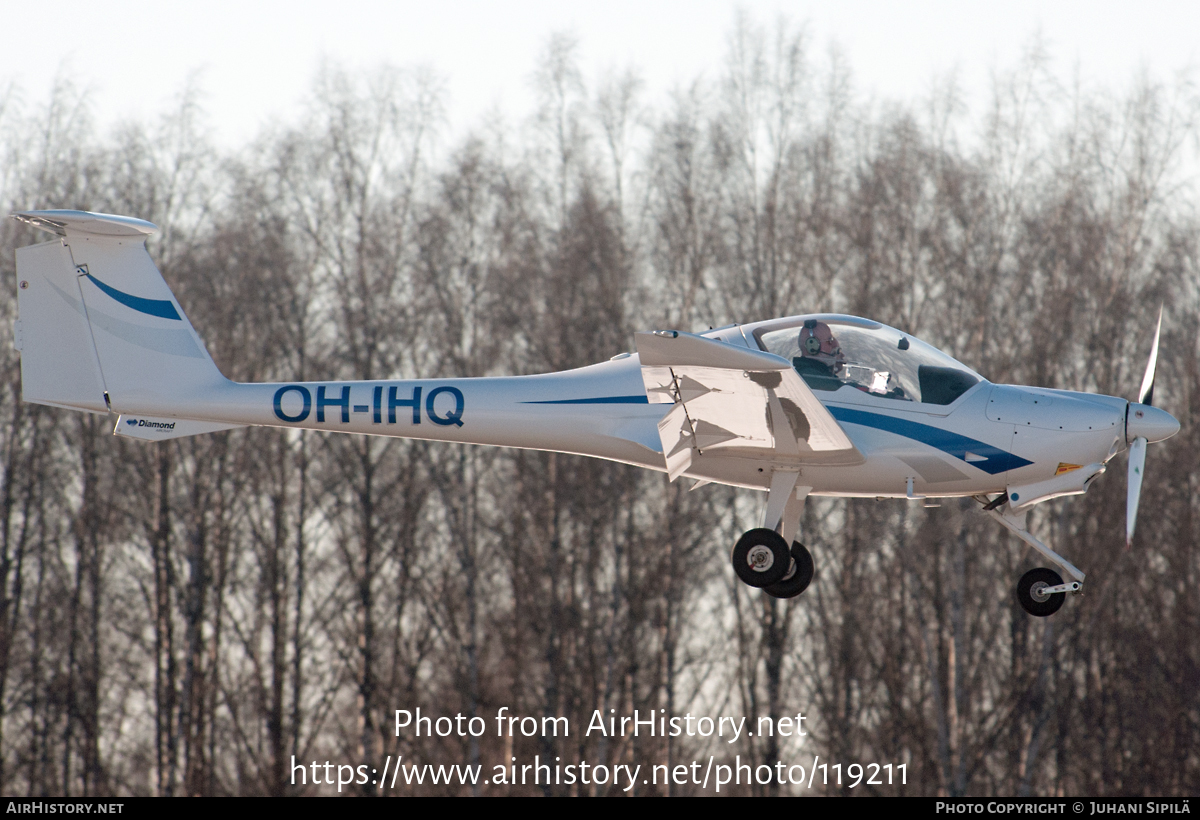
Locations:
523;396;650;405
828;405;1032;475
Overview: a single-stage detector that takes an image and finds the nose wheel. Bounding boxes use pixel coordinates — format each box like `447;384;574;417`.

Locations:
1016;567;1067;617
981;499;1086;618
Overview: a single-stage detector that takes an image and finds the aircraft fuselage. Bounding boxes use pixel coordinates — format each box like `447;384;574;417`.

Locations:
116;330;1137;503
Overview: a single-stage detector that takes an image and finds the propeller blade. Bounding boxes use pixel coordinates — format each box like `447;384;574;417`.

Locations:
1138;307;1162;406
1126;436;1147;549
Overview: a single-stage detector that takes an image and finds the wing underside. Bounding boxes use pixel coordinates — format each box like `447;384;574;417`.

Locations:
636;331;861;479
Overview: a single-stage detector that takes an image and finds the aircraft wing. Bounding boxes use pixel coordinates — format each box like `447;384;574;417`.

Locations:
635;330;861;479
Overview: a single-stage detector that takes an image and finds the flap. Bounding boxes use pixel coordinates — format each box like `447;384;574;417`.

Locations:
636;330;860;479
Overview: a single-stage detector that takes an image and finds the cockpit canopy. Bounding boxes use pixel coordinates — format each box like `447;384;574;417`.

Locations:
753;315;985;406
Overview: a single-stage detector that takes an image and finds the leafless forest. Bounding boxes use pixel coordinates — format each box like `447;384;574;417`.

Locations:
0;22;1198;796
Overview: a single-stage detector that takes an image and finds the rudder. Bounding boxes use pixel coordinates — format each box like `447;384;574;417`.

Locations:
14;238;109;412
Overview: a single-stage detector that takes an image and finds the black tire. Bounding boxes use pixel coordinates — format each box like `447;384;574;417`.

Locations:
731;529;791;588
764;542;815;599
1017;567;1066;617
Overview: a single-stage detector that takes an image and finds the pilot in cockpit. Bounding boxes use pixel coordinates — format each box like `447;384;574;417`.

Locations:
793;319;846;391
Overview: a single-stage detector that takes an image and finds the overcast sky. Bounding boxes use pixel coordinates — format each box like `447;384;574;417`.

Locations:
3;1;1198;148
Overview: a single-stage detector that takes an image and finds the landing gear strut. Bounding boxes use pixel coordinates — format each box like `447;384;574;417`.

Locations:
978;494;1085;617
731;470;816;597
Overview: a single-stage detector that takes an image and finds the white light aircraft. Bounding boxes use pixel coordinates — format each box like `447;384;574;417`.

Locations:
10;210;1181;615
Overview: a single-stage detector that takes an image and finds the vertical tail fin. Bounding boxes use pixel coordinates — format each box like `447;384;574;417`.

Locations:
13;210;230;417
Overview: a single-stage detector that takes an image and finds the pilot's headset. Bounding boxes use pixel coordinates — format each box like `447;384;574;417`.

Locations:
798;319;842;363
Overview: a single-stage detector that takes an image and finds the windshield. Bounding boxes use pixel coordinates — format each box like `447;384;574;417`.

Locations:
754;316;984;405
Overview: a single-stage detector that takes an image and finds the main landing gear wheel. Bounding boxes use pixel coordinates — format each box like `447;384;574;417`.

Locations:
731;529;791;588
764;542;815;599
1017;568;1066;617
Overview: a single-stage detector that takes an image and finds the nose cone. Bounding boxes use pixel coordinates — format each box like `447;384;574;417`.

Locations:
1126;403;1180;444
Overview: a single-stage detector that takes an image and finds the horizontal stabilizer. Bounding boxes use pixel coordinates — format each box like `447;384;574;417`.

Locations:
12;210;158;238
